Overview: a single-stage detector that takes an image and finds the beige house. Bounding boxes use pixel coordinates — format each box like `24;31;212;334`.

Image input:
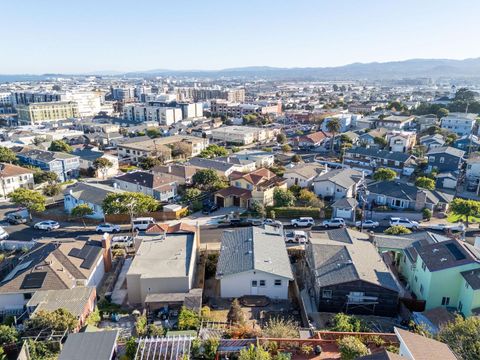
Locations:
215;168;287;208
126;223;199;307
388;131;417;153
0;163;35;199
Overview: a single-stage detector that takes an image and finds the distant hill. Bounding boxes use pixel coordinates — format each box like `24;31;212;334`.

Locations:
3;58;480;81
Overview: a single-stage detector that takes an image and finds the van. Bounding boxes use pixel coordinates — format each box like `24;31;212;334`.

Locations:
132;217;155;231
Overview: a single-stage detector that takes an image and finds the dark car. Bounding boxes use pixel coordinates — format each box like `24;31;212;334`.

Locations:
202;202;218;214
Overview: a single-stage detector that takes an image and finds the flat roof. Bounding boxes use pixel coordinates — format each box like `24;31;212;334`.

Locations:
128;233;195;279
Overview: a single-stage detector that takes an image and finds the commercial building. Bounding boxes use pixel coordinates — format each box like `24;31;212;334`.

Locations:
16;101;79;125
123;104;182;125
210;99;281;117
210;125;276;145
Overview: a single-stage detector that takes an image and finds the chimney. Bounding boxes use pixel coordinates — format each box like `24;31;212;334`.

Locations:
415;190;427;211
102;233;113;272
368;231;375;243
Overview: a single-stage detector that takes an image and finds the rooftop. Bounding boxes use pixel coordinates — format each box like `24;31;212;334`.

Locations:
58;330;118;360
65;182;125;206
27;287;95;318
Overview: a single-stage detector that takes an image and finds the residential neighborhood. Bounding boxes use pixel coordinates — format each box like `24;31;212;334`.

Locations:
1;1;480;359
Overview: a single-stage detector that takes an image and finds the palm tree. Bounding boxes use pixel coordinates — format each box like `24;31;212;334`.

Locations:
326;118;341;153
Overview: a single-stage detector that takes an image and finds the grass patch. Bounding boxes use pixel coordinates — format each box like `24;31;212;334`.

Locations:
447;213;480;223
206;310;228;322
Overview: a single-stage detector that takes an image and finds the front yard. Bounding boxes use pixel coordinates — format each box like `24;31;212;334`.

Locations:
447;213;480;224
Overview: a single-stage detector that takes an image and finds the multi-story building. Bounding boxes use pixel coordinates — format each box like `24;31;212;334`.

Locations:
123;104;182;125
17;149;80;182
16;101;79;125
210;99;281;117
62;91;103;118
376;115;415;130
111;86;135;101
185;88;245;102
209;125;278;145
11;90;62;106
440;112;476;136
116;135;207;163
0;163;35;200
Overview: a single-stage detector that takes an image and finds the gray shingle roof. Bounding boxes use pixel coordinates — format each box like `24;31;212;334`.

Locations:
331;197;358;209
426;146;465;158
188;157;236;172
308;229;398;291
417;240;477;272
368;181;454;204
27;287;95;318
65;182;125;206
58;330;118;360
216;227;293;280
346;146;413;162
313;168;363;189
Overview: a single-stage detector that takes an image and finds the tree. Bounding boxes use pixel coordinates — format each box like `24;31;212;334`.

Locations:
251;200;266;218
387;101;407;112
273;188;295;207
135;315;148;337
227;299;245;325
262;317;298;338
0;324;18;344
436;107;449;119
337;336;369;360
454;88;477;103
384;225;412;235
330;313;369;332
139;156;162;170
0;347;6;360
415;177;435;190
199;144;228;159
276;133;287;144
48;140;73;153
291;154;302;163
71;204;94;228
9;188;46;219
32;136;46;146
178;306;200;330
42;183;61;196
0;146;17;163
373;136;387;148
373;168;397;181
438;316;480;360
146;128;161;138
203;338;220;360
147;323;164;337
298;189;322;208
171;142;191;158
326;119;341;152
239;345;271;360
102;192;158;223
281;144;292;153
25;308;78;332
183;188;202;203
34;170;58;184
192;169;221;190
444;132;458;146
450;198;480;226
422;208;432;220
93;157;113;179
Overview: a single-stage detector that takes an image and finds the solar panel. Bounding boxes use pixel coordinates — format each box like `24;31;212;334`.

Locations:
445;243;466;261
20;272;47;289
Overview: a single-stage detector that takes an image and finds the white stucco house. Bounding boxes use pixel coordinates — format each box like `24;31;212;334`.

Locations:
216;226;293;300
284;163;327;188
313;168;363;200
0;163;35;200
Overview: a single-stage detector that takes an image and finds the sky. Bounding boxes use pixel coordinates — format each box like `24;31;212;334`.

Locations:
2;0;480;74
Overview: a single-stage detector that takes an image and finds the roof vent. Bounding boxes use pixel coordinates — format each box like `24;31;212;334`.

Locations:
433;248;439;253
440;258;448;262
246;250;252;255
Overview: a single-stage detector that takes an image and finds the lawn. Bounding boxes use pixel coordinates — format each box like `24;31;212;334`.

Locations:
447;213;480;223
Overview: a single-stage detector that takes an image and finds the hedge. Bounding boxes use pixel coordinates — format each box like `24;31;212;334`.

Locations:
267;206;321;219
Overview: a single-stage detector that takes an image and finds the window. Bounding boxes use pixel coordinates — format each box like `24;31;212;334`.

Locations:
441;297;450;306
259;280;266;287
23;293;32;300
428;156;434;163
414;275;418;282
420;285;424;294
251;280;258;287
274;279;282;286
322;290;332;299
421;261;426;271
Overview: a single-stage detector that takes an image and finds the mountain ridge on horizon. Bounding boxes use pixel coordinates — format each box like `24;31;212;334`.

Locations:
2;57;480;80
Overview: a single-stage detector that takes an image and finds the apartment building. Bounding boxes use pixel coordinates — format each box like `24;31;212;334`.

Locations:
181;88;245;102
123;104;182;125
210;99;281;117
11;90;62;106
376;115;415;130
16;101;79;125
17;149;80;182
210;125;277;145
440;112;476;136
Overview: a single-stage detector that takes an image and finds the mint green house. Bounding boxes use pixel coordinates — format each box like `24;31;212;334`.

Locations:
376;234;480;316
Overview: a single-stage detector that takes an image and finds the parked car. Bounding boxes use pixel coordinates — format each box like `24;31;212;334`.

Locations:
285;230;308;243
111;235;133;248
132;217;155;231
0;226;8;240
389;217;419;230
425;222;466;232
322;218;345;228
229;218;250;227
202;202;218;214
355;220;379;229
246;218;264;226
291;217;315;228
264;218;283;227
96;223;121;234
34;220;60;231
5;213;27;225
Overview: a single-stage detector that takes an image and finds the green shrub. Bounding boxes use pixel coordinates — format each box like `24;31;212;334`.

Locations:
422;208;432;220
384;225;412;235
337;336;369;360
267;207;321;219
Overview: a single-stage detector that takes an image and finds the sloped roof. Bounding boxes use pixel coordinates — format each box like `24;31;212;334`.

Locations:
65;182;125;206
145;222;196;234
0;163;34;177
59;330;118;360
394;327;457;360
417;240;478;272
427;146;465;158
313;168;363;189
115;171;176;189
284;163;326;179
368;181;453;204
216;227;293;280
346;146;413;162
331;197;358;208
27;287;95;318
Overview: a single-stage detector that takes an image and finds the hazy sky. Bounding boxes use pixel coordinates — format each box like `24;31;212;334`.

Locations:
3;0;480;74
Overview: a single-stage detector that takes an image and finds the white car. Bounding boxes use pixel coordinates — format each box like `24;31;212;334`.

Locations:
322;218;345;228
355;220;379;229
111;235;133;248
426;222;466;232
389;217;419;230
0;226;9;240
96;223;121;234
291;217;315;228
264;218;283;227
285;230;308;243
34;220;60;231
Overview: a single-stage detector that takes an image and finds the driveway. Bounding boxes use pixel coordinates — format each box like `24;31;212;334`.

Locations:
167;206;245;227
